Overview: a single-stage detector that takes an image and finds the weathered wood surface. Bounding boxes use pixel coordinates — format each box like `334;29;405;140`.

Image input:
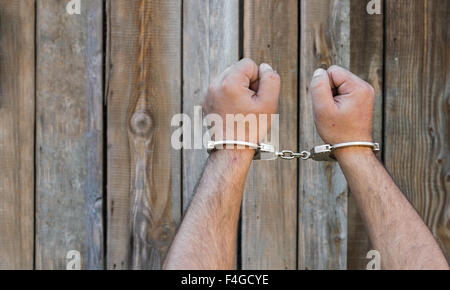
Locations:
182;0;239;211
0;0;35;270
0;0;449;270
347;0;384;270
385;0;450;262
35;0;104;269
298;0;349;270
241;0;298;269
106;0;181;270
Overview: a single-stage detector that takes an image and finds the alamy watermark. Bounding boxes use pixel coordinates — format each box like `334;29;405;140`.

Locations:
66;0;81;15
366;249;381;270
170;106;279;159
66;250;81;270
366;0;381;15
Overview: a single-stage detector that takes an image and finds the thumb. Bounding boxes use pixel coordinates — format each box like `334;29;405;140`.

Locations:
310;68;334;109
256;63;280;102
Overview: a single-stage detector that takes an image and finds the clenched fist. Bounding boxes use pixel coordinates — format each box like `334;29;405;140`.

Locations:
310;65;375;151
203;58;280;144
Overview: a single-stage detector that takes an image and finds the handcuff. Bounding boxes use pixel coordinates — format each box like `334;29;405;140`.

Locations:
207;140;380;161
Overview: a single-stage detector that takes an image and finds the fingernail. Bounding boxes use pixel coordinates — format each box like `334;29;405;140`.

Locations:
313;68;326;78
260;63;273;72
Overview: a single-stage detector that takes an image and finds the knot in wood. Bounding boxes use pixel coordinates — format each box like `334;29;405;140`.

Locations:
130;110;153;137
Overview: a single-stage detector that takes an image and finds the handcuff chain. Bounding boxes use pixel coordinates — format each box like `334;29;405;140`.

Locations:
207;140;380;161
276;142;380;161
276;150;311;160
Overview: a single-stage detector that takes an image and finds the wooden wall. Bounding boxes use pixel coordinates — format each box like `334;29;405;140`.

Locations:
0;0;448;269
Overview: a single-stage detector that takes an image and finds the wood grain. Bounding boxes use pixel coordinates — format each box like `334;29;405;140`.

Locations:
298;0;350;270
385;0;450;261
241;0;298;269
35;0;104;269
182;0;239;211
0;0;35;270
106;0;181;270
347;0;384;270
0;0;447;270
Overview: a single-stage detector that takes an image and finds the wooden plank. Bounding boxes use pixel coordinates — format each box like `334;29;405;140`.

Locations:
36;0;103;269
106;0;181;270
241;0;298;269
182;0;239;210
385;0;450;261
0;0;35;270
298;0;350;270
347;0;384;269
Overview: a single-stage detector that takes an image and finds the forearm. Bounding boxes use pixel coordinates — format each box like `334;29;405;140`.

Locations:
336;148;448;269
163;149;254;269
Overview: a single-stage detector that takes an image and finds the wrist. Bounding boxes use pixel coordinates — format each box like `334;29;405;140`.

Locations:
334;146;376;162
209;148;255;163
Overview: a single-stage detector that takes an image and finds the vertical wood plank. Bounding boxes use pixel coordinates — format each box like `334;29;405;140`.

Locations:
182;0;239;210
242;0;298;269
347;0;384;269
106;0;181;269
298;0;350;270
0;0;35;270
385;0;450;261
36;0;103;270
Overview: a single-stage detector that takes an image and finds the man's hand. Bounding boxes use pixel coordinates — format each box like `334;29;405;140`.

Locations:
203;58;280;143
310;65;449;269
310;66;375;147
164;59;279;269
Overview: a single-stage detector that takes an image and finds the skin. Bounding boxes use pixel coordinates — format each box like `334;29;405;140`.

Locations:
164;59;279;269
163;60;449;270
312;66;449;270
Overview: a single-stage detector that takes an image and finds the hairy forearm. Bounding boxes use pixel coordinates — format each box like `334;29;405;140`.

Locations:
163;149;254;270
336;148;448;270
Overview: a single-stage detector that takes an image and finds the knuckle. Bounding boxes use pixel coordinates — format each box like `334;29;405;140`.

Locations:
362;82;375;97
240;57;255;66
264;71;281;85
269;72;281;82
327;65;341;73
239;57;257;71
328;65;338;70
221;76;235;93
310;79;325;91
